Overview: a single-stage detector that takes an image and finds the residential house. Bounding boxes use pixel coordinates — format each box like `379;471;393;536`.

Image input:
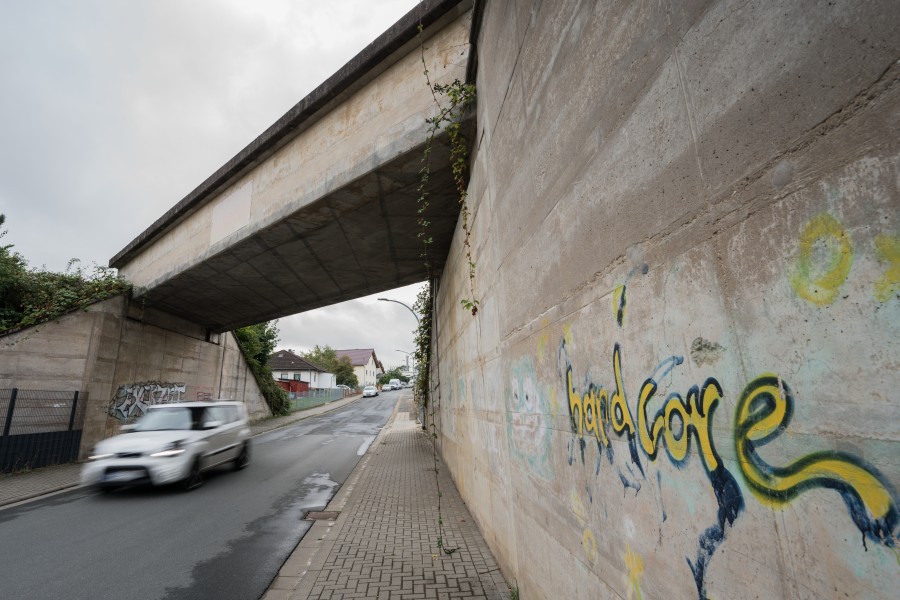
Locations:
335;348;382;387
269;349;336;389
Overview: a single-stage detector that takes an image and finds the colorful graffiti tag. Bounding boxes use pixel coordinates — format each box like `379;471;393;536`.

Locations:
108;381;187;421
561;338;898;598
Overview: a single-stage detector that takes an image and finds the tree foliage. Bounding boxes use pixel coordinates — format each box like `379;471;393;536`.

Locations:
0;214;132;334
233;321;290;416
413;283;432;407
378;367;408;385
303;345;359;388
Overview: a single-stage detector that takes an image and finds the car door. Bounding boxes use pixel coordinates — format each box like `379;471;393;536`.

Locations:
200;405;237;467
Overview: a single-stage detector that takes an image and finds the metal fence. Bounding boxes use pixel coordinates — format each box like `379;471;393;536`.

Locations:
287;388;346;412
0;389;85;473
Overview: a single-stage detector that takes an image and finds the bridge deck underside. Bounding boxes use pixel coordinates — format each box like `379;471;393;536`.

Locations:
138;136;461;332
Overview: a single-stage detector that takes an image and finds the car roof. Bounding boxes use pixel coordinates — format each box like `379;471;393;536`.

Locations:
146;401;244;409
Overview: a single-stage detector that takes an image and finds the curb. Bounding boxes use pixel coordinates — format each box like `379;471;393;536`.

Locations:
261;396;404;600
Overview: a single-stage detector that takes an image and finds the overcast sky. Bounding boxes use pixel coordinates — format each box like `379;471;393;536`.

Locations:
0;0;425;371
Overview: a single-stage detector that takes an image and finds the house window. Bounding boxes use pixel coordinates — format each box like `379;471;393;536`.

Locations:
294;374;300;380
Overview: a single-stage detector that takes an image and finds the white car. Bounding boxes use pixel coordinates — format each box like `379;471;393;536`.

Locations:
81;401;251;491
363;385;379;397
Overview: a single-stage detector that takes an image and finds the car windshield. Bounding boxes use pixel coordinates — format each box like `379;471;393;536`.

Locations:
135;407;204;431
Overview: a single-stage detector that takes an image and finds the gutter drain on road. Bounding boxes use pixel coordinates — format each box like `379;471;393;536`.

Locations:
306;511;340;520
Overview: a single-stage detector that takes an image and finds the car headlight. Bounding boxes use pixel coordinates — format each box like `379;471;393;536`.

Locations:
151;441;186;458
88;452;114;461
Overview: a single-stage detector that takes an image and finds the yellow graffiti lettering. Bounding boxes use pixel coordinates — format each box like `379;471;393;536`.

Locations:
583;387;610;446
663;398;690;462
734;375;895;523
694;384;723;473
583;529;599;565
567;367;609;447
874;233;899;302
790;213;853;305
610;345;636;435
637;379;722;473
567;368;584;436
613;284;627;326
637;381;664;457
624;545;644;600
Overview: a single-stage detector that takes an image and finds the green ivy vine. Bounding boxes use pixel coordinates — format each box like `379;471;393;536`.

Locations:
416;25;478;317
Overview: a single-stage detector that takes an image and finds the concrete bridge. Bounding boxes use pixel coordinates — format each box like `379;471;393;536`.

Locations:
110;0;473;332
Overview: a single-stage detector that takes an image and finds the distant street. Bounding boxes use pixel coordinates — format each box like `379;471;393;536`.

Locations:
0;395;397;600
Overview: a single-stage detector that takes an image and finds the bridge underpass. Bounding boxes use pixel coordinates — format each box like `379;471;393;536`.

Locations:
110;1;474;332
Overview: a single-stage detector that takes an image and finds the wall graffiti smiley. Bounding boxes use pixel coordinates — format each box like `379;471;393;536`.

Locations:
506;357;554;480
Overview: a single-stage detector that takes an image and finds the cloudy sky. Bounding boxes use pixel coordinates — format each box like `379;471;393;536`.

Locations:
0;0;425;371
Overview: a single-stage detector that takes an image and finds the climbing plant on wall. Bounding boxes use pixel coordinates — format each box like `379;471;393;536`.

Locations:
416;25;478;316
233;321;290;416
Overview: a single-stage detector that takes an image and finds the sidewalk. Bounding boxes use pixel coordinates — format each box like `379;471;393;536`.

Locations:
0;394;365;508
264;395;510;600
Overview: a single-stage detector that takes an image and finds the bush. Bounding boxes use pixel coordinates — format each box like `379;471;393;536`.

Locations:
0;215;132;334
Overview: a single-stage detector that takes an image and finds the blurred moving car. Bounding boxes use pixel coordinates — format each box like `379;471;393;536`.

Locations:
363;385;379;397
81;401;251;492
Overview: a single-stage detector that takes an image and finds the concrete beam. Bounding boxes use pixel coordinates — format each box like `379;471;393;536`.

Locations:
112;0;475;331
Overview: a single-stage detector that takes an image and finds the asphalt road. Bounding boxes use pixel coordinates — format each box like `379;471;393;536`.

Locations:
0;394;397;600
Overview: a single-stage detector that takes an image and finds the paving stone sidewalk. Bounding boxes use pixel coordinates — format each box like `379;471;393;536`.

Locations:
0;394;363;508
266;397;510;600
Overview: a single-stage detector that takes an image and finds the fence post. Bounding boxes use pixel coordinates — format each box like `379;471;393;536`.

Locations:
68;391;80;431
2;388;17;437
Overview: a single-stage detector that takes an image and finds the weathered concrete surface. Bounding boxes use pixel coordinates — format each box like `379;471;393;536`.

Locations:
432;1;900;599
112;1;474;332
0;296;270;457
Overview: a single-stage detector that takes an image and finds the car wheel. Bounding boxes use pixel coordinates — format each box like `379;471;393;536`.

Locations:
182;457;204;491
233;442;250;471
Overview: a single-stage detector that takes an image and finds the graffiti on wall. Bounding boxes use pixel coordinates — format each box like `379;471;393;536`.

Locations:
506;357;555;480
561;332;898;597
561;340;744;597
195;386;214;402
789;213;853;305
108;381;187;421
734;376;898;545
874;233;899;302
790;212;898;304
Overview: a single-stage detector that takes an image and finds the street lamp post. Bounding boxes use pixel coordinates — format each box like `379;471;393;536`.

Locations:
377;298;420;325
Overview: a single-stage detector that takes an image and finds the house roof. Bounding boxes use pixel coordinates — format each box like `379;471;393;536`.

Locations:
336;349;382;370
269;349;327;372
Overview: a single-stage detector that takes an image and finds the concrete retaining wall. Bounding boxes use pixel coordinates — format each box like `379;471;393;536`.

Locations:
432;1;899;598
0;295;271;458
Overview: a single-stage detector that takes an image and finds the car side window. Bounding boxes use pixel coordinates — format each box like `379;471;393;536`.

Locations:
204;406;229;426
